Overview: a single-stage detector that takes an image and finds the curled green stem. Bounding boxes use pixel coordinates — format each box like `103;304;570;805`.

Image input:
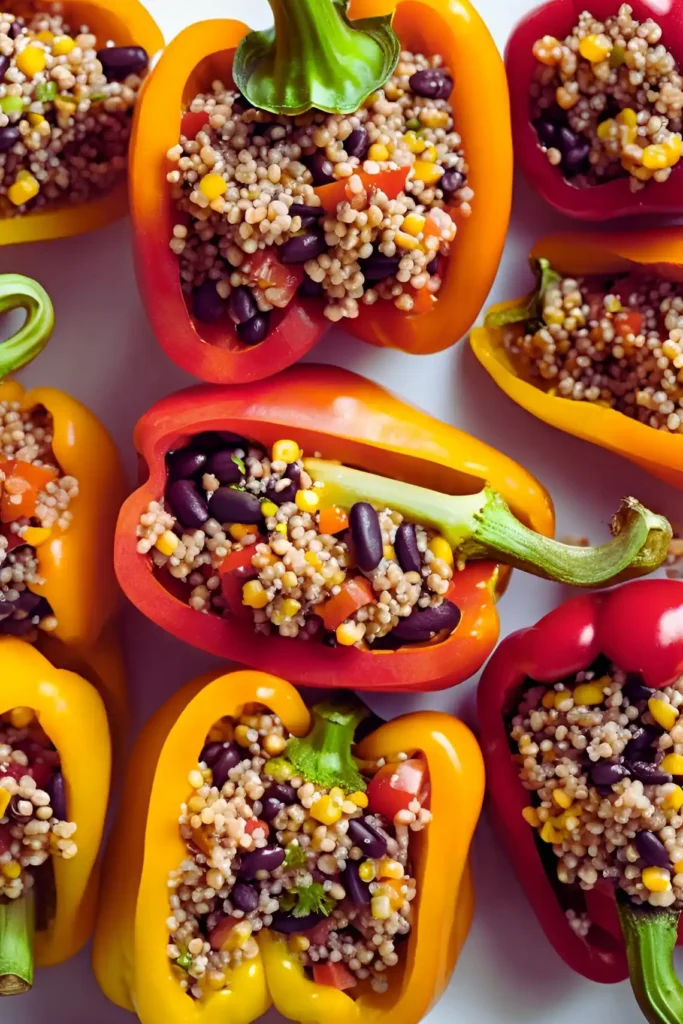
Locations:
0;274;54;379
618;894;683;1024
0;891;34;996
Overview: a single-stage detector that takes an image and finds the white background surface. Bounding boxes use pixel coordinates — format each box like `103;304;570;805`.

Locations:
1;0;680;1021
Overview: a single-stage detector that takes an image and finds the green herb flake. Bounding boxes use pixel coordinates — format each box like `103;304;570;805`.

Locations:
232;454;246;474
35;82;57;102
284;841;307;868
286;882;336;919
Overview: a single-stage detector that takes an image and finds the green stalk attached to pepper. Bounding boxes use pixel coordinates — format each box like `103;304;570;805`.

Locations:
618;894;683;1024
0;275;54;380
0;890;35;996
233;0;400;115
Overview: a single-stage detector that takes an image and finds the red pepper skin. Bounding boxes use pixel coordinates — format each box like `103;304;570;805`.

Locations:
508;0;683;220
477;579;683;985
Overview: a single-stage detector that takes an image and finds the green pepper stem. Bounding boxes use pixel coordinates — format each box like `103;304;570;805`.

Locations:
0;274;54;380
484;257;560;330
233;0;400;116
0;891;34;996
304;459;672;586
618;895;683;1024
286;701;368;794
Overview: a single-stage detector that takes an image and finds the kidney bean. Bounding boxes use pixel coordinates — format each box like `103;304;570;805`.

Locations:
228;286;258;325
342;861;371;906
166;479;209;529
8;20;23;39
209;486;263;525
199;742;226;767
395;523;421;573
192;280;226;324
345;127;370;160
426;257;440;276
534;118;557;148
624;727;659;762
238;845;286;879
236;313;271;345
298;276;324;298
269;910;324;934
635;830;671;869
390;600;461;642
266;464;301;506
347;817;387;859
440;169;466;196
360;253;401;281
623;677;654;704
211;743;242;790
260;797;285;822
350;502;383;572
166;448;207;480
589;761;630;787
556;125;581;154
0;125;19;155
627;761;673;785
308;151;335;185
280;232;327;264
97;45;149;81
206;450;244;485
289;203;324;219
47;773;67;821
231;882;260;913
562;142;591;176
265;783;297;805
409;68;453;100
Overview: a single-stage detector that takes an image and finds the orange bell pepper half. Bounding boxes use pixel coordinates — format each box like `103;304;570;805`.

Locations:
470;229;683;490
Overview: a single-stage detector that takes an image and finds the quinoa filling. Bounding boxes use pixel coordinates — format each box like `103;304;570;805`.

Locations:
501;265;683;434
531;4;683;190
136;434;460;650
0;400;78;639
168;51;470;342
167;702;430;998
0;4;149;215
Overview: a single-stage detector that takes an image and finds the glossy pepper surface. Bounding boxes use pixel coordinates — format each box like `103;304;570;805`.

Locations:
477;580;683;992
506;0;683;219
0;637;111;968
470;230;683;489
115;364;555;692
93;667;484;1023
130;0;511;383
0;1;162;247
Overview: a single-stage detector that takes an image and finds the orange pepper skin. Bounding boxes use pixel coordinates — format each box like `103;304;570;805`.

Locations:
0;382;128;738
93;668;483;1023
0;638;110;968
130;1;511;383
470;230;683;489
115;365;555;693
0;1;162;247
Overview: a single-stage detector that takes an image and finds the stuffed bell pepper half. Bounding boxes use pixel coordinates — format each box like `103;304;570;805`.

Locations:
0;0;162;245
470;230;683;489
93;668;482;1022
131;0;511;382
479;579;683;1024
115;364;671;693
0;638;110;995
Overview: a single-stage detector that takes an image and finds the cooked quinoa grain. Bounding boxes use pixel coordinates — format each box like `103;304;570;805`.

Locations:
531;4;683;189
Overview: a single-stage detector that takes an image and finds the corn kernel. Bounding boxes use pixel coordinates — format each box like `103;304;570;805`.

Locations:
359;860;376;882
0;790;9;816
36;31;54;43
552;788;573;809
349;791;368;808
263;733;286;756
402;213;427;237
242;580;268;609
234;724;252;748
540;820;564;844
52;35;76;56
229;523;257;540
522;806;540;827
272;439;301;464
378;857;405;880
295;489;319;512
555;86;578;110
261;501;278;518
22;526;51;547
305;551;323;570
155;530;179;556
368;143;389;161
642;866;671;892
661;753;683;776
412;159;444;185
395;230;421;250
329;787;345;805
223;920;253;950
664;786;683;810
275;522;288;534
8;171;39;206
642;135;682;169
419;109;449;129
310;795;343;825
617;107;637;128
199;173;227;200
270;609;286;626
1;861;20;879
28;112;44;126
281;571;299;591
675;859;683;875
649;698;679;732
604;296;622;313
383;544;396;560
573;682;605;706
281;598;301;618
17;46;47;78
541;690;556;709
289;935;310;953
578;33;611;63
597;118;616;140
403;130;425;153
336;621;360;647
428;535;454;567
371;894;392;920
9;707;34;729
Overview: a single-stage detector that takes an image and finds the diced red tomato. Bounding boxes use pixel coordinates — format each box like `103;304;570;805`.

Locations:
319;577;375;632
209;915;241;951
245;818;270;838
314;167;410;214
241;250;303;302
181;111;209;141
409;285;437;315
219;543;264;622
0;825;12;855
614;309;643;339
313;962;357;991
367;758;430;820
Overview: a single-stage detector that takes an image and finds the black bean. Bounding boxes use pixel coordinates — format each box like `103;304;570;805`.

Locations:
349;502;383;572
557;126;581;153
395;523;421;573
47;773;67;821
0;57;9;80
269;910;323;934
166;448;207;480
624;727;659;762
166;479;209;529
280;232;327;264
308;151;335;185
289;203;324;218
589;761;630;787
0;126;20;154
12;591;42;614
238;845;286;879
624;677;654;704
236;313;270;345
562;142;591;176
347;817;388;859
0;601;14;622
200;742;226;767
342;861;371;905
298;276;324;299
360;253;401;281
206;450;244;484
8;20;23;40
635;831;671;869
231;882;260;912
8;795;32;823
192;280;226;324
426;257;439;276
0;618;35;636
260;797;285;822
409;68;453;100
211;743;242;789
217;431;250;448
97;45;149;81
266;478;296;506
440;168;466;196
390;600;461;642
228;286;258;325
345;127;370;160
265;783;297;805
627;761;673;785
209;486;263;525
323;632;338;647
534;118;557;148
285;464;302;485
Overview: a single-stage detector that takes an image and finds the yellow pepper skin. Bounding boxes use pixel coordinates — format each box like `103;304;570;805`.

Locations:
0;382;127;738
0;637;111;967
93;670;484;1023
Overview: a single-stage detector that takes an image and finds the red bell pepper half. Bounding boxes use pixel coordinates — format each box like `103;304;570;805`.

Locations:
507;0;683;219
478;580;683;1018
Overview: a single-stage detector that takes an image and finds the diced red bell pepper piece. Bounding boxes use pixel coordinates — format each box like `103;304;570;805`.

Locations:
313;962;357;991
219;544;263;622
614;310;643;338
0;825;12;855
319;577;375;632
314;167;410;214
181;111;209;141
0;459;58;524
242;250;303;303
209;915;241;951
367;758;430;819
244;817;270;838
